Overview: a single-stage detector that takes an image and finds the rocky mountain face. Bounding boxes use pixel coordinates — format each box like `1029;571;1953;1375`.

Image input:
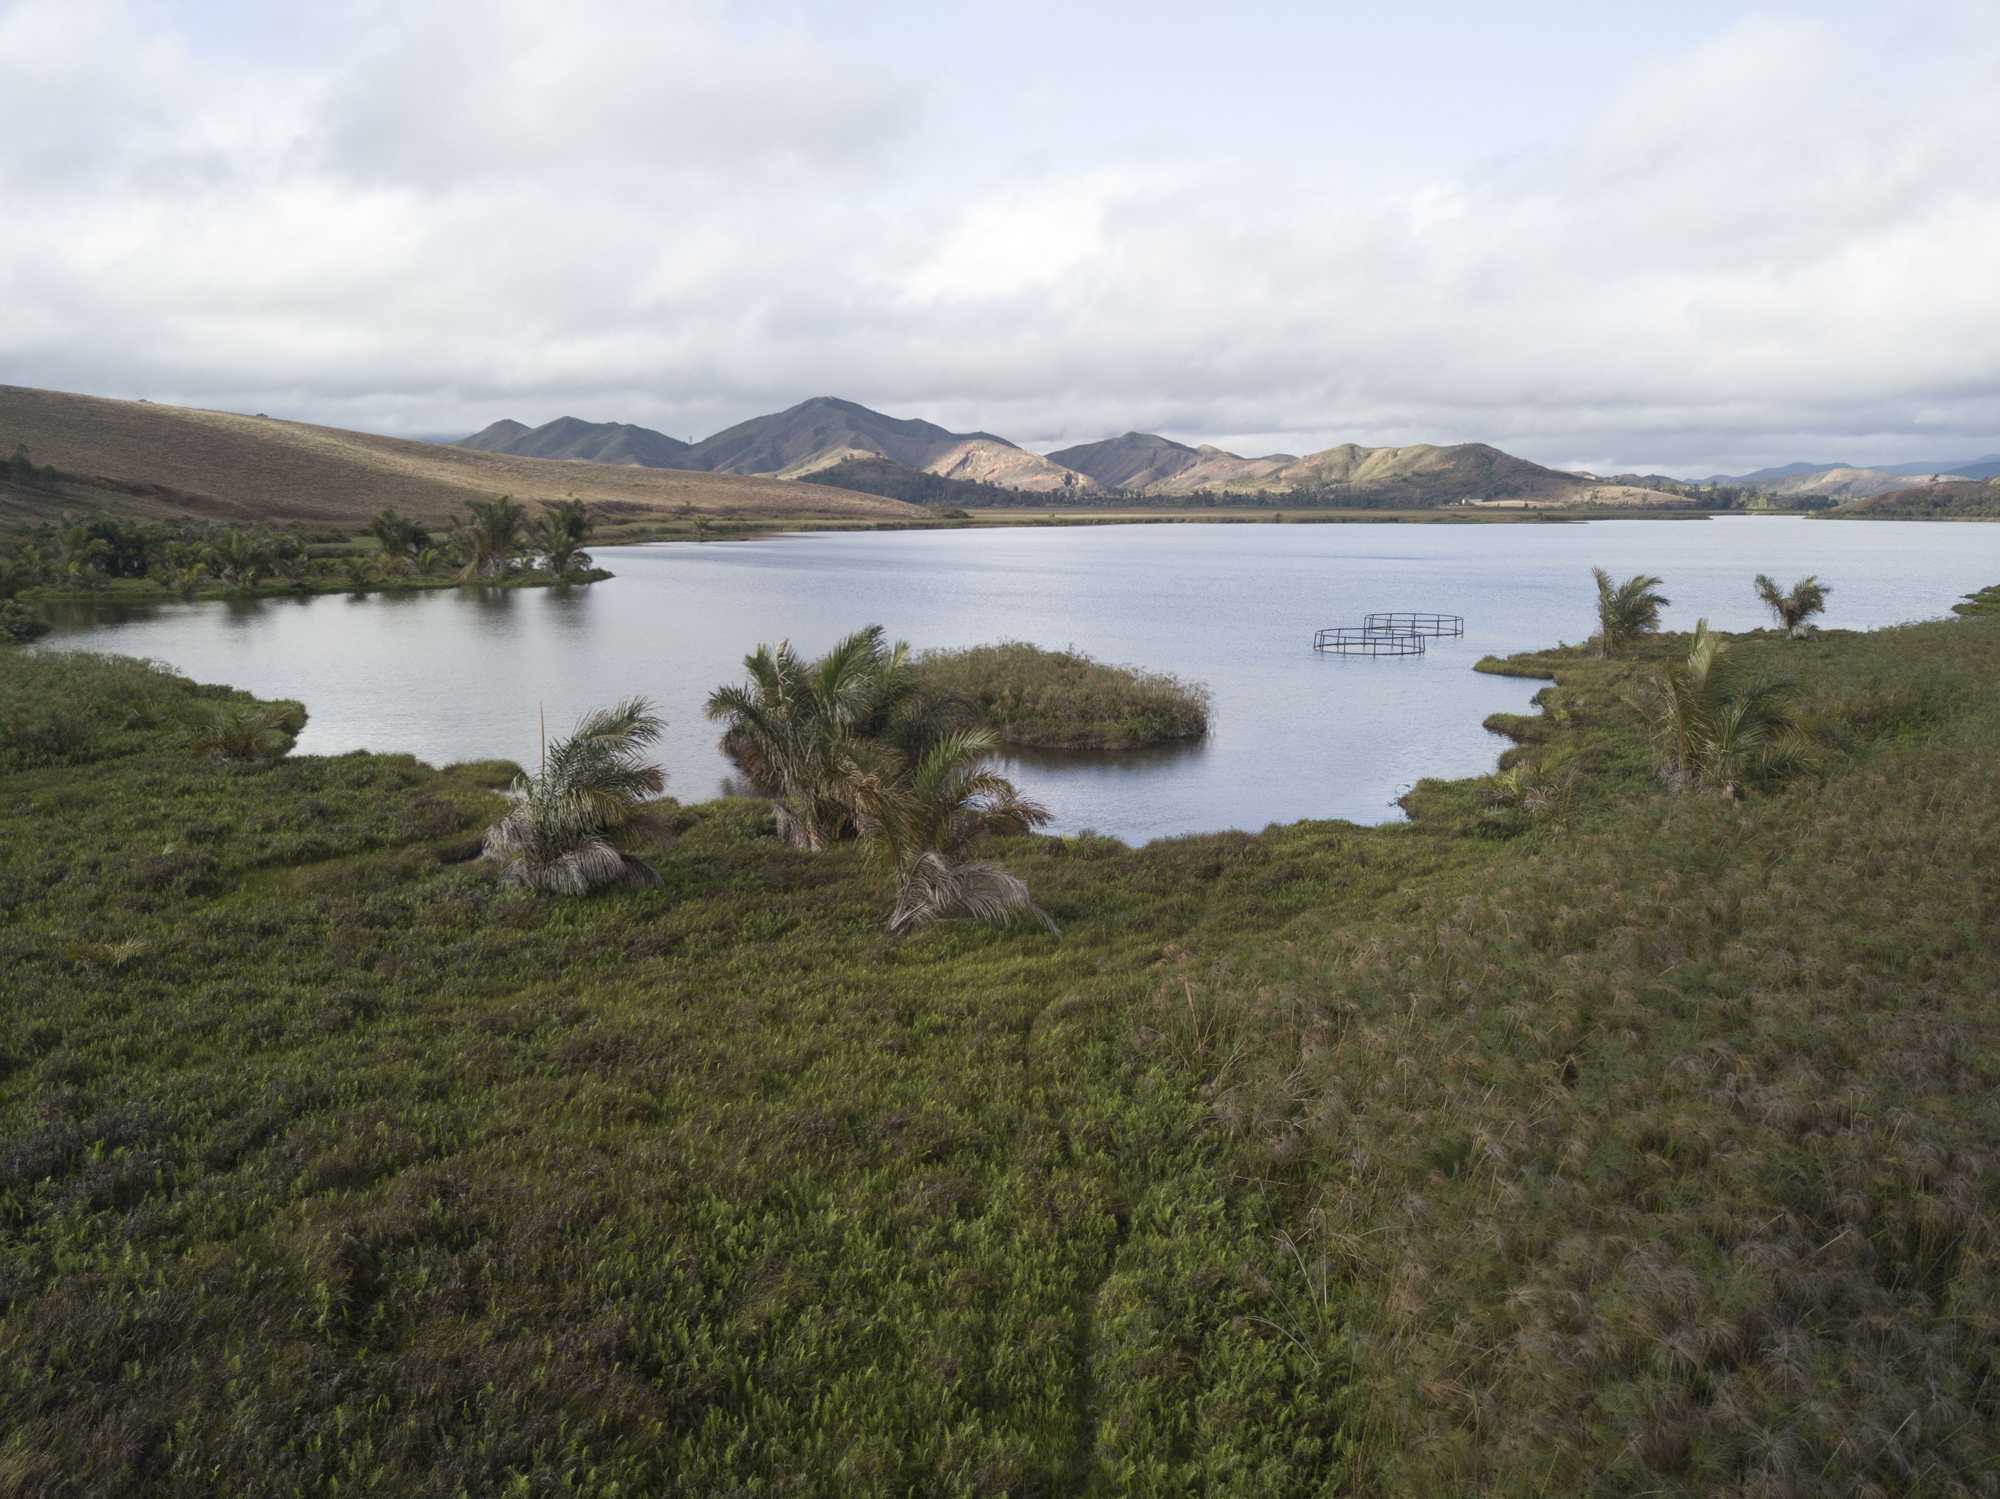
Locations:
674;398;1094;492
1047;432;1208;489
452;417;692;467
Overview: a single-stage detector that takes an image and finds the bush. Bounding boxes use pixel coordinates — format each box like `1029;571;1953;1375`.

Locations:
913;641;1210;749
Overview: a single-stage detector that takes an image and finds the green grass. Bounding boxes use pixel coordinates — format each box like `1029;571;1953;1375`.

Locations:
2;612;1998;1495
915;641;1212;749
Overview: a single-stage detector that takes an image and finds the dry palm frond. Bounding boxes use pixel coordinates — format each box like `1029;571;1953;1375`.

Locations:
884;851;1059;937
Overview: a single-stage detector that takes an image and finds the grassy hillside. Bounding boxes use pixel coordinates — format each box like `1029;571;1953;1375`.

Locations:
3;599;1998;1493
1827;477;2000;519
0;386;922;530
451;417;693;468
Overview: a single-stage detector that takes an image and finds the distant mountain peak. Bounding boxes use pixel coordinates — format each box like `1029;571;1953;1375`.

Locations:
451;416;691;468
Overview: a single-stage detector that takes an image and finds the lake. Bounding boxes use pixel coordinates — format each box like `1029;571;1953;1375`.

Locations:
34;516;2000;843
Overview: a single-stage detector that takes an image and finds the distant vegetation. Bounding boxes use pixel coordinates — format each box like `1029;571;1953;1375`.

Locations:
6;569;2000;1493
1826;477;2000;519
913;640;1212;749
0;499;608;609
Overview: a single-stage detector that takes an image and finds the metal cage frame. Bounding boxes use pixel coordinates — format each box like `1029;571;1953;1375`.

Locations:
1313;627;1427;656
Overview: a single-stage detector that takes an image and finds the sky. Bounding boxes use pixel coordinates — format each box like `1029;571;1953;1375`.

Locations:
2;0;1997;476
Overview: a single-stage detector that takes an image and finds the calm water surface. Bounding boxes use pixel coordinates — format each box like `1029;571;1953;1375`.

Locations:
37;517;2000;842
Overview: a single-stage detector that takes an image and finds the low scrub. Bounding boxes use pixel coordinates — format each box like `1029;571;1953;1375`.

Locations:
915;640;1211;748
2;611;1997;1494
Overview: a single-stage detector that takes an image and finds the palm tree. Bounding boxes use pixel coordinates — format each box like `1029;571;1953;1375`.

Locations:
483;699;673;894
1592;568;1670;657
207;527;274;589
56;521;109;588
704;626;969;849
1754;574;1831;638
453;495;526;579
705;629;889;848
1627;620;1816;795
838;730;1056;936
531;498;596;576
188;701;305;761
369;507;432;560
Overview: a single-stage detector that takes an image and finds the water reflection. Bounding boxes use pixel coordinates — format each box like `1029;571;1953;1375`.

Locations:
1003;736;1210;774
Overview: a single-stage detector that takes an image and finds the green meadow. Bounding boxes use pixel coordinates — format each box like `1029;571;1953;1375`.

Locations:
2;601;1997;1495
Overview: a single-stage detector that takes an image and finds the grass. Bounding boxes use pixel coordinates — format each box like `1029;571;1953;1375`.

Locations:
915;641;1212;749
2;605;1998;1495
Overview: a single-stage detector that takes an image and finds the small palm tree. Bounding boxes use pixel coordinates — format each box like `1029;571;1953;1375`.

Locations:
838;730;1056;936
1592;568;1670;657
1627;620;1816;795
532;498;597;576
188;701;305;761
453;495;526;580
1754;574;1831;638
483;699;673;894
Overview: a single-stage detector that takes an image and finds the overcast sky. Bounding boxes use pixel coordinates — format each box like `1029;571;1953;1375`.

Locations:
2;0;1996;475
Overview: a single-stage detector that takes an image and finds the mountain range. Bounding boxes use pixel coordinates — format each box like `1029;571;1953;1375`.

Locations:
453;400;1595;505
457;398;1094;493
1700;455;2000;496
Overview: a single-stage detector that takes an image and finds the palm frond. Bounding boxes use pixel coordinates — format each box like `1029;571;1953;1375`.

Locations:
886;851;1059;937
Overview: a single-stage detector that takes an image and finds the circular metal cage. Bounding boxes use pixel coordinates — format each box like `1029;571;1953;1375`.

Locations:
1363;612;1465;637
1313;627;1427;656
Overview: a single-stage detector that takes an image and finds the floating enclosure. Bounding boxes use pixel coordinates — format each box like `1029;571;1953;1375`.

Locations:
1364;612;1465;637
1314;627;1427;656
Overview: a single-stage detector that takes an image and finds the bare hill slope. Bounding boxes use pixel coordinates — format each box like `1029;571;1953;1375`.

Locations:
0;385;921;528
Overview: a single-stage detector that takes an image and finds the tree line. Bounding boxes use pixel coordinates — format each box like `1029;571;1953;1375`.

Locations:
0;495;600;603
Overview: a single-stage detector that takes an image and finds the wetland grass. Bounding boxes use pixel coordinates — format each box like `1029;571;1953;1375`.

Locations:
3;604;1998;1495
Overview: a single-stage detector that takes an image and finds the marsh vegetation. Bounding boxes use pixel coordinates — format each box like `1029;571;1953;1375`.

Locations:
911;640;1211;750
2;567;1997;1495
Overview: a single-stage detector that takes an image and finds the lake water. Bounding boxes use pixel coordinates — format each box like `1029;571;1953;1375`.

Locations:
35;516;2000;843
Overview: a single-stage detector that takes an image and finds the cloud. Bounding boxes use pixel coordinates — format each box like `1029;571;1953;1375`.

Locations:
0;2;1996;470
